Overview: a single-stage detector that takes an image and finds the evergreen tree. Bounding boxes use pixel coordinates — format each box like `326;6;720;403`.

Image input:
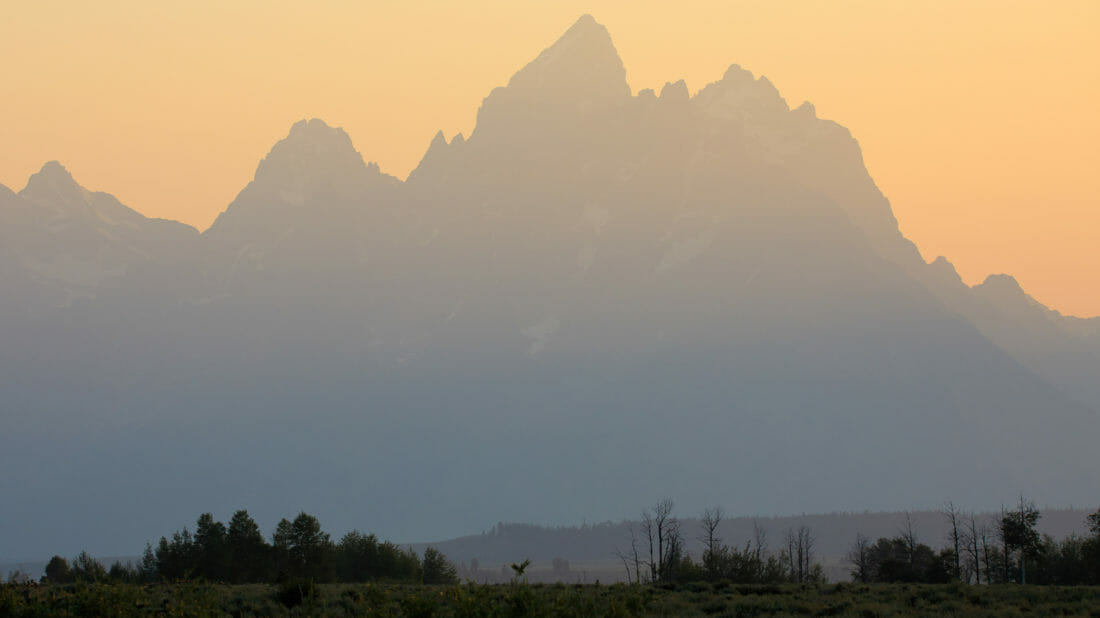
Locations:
155;528;196;580
194;513;229;581
71;551;107;582
227;509;269;583
43;555;72;584
139;543;158;582
422;547;459;584
273;512;333;580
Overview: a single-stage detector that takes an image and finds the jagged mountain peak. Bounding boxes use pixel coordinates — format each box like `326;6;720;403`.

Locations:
429;129;448;149
693;63;789;117
259;118;360;166
203;118;387;244
508;14;628;97
570;13;600;31
20;160;87;205
659;79;690;103
921;256;968;296
271;118;358;159
473;15;630;137
406;129;457;183
978;273;1025;294
929;256;962;280
286;117;347;141
973;273;1047;312
250;118;371;190
38;160;73;177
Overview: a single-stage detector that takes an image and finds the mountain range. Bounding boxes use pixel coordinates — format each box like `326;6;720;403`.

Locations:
2;15;1097;561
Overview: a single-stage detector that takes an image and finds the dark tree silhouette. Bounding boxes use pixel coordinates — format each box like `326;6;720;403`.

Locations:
228;510;269;583
1000;496;1041;584
422;547;459;584
43;556;72;584
194;513;229;581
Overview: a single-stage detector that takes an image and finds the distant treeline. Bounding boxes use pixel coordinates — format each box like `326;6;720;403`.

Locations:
843;500;1100;586
621;498;1100;586
24;500;1100;588
37;511;457;586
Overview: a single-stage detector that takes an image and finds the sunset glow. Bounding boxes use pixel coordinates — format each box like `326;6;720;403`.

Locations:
2;1;1097;315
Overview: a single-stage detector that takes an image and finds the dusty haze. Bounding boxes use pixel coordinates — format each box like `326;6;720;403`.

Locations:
2;14;1099;563
1;1;1098;316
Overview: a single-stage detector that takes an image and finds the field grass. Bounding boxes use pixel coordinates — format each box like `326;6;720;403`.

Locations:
3;580;1100;616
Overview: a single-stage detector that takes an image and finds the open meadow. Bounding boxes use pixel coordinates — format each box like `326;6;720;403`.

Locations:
3;581;1100;617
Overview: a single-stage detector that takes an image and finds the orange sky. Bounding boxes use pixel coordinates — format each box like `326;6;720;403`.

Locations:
1;1;1097;316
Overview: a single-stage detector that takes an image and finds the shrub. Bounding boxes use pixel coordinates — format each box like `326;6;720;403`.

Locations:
274;577;317;608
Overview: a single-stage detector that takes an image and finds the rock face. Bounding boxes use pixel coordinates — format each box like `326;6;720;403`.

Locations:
1;15;1097;560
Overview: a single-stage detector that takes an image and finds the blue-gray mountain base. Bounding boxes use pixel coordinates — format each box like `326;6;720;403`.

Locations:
1;16;1097;560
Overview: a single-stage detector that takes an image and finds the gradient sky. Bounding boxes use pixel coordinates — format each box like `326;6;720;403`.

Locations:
2;1;1097;316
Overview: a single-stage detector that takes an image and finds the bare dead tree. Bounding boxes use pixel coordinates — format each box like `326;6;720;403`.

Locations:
700;507;723;558
613;546;632;583
899;512;919;570
654;499;676;581
699;507;723;578
962;511;985;584
785;525;815;583
752;521;768;561
641;509;656;582
798;526;815;583
786;527;797;579
942;501;963;580
663;517;684;582
641;499;677;582
846;533;871;583
613;522;644;584
630;522;643;584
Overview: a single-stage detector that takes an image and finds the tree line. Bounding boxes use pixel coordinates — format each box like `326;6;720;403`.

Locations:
40;510;458;586
32;499;1100;587
618;498;1100;586
847;498;1100;585
615;500;826;585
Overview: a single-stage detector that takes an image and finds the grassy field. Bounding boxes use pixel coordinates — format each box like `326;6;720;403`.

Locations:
3;580;1100;616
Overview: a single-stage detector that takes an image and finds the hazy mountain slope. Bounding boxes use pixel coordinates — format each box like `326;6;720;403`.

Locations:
202;118;401;292
1;161;200;307
1;15;1097;561
0;165;205;412
914;255;1100;409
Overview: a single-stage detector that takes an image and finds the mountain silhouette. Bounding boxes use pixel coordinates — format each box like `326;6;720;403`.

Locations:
1;15;1097;560
1;161;198;310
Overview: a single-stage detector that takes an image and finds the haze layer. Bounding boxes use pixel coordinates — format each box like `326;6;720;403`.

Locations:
1;15;1098;561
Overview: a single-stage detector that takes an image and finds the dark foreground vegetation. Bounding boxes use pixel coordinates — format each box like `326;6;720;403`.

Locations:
8;500;1100;615
3;580;1100;616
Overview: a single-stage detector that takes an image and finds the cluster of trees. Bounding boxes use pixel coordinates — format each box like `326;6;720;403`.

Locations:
41;510;457;586
845;519;953;584
848;500;1100;585
694;515;824;584
615;501;825;584
618;498;1100;587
